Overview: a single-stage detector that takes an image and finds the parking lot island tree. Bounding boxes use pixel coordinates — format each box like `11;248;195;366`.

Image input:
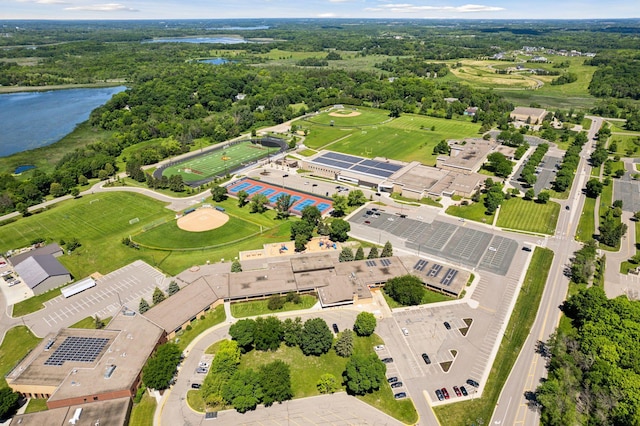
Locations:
343;353;387;395
353;312;377;337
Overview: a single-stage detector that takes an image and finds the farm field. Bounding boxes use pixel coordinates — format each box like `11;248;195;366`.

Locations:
161;140;275;182
496;197;560;235
301;108;481;165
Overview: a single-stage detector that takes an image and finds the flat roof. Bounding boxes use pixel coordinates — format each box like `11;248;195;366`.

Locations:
400;256;470;297
441;138;496;172
317;275;354;306
310;151;404;179
387;162;448;192
333;257;408;287
290;255;335;273
228;261;297;299
511;106;546;117
10;397;131;426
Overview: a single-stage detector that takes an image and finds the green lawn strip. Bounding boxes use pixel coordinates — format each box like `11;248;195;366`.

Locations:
11;289;61;317
496;197;560;235
590;165;601;177
113;177;196;198
0;326;41;388
186;389;209;413
581;118;593;130
172;305;226;352
445;196;495;224
576;196;597;242
357;386;419;425
383;289;453;309
298;148;317;157
128;392;156;426
598;181;620;252
434;247;554;426
24;397;49;414
390;193;443;208
229;295;317;318
609;134;640;158
69;316;112;329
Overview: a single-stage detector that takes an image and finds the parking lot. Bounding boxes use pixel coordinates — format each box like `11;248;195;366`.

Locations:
510;154;562;195
613;165;640;212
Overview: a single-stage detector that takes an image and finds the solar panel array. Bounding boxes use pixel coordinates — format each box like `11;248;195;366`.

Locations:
380;258;392;267
440;268;458;286
311;152;403;179
365;260;377;267
44;336;110;366
413;259;428;271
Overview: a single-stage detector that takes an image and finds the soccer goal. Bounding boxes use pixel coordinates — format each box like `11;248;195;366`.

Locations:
129;217;140;225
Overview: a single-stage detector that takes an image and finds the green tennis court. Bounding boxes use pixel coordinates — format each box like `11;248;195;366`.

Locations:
162;141;274;182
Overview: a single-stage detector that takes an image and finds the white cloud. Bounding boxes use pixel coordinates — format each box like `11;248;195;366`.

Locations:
317;12;337;17
328;0;352;3
64;3;138;11
367;3;505;13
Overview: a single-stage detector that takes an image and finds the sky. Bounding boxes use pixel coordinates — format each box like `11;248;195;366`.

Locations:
2;0;638;21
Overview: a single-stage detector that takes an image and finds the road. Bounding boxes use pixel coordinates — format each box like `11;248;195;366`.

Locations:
491;116;603;426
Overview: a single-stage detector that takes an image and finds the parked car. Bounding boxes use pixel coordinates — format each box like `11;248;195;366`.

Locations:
191;383;201;389
421;353;431;365
453;386;462;397
394;392;407;399
387;376;398;383
466;379;480;388
391;382;403;389
401;328;409;336
374;345;385;351
435;389;444;401
443;321;451;330
381;357;394;364
460;386;468;396
441;388;450;399
332;323;339;333
196;367;208;374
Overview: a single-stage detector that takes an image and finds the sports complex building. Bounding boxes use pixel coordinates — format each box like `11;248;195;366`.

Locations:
299;139;502;199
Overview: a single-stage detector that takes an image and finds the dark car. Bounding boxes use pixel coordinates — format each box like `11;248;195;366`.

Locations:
442;388;450;399
453;386;462;397
387;376;398;383
460;386;468;396
565;205;570;210
381;357;394;364
332;323;339;333
394;392;407;399
435;389;444;401
466;379;480;388
421;353;431;365
191;383;201;389
443;321;451;330
391;382;403;389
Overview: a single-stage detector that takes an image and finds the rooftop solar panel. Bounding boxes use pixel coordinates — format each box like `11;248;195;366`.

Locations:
313;157;353;169
44;336;110;366
323;152;361;164
374;162;403;172
380;258;392;266
351;164;394;178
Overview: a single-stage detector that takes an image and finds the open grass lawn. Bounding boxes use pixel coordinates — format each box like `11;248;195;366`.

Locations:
162;141;275;182
576;196;597;242
0;326;41;388
434;247;554;426
24;397;48;413
497;197;560;234
609;134;640;157
12;288;61;316
129;392;156;426
307;107;391;127
446;196;495;224
230;295;317;318
172;305;226;352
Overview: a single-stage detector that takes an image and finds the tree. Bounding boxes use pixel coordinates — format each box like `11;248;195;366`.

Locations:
231;259;242;273
432;140;450;155
484;185;504;214
634;211;640;222
70;187;80;198
142;342;181;390
300;318;333;356
250;193;268;213
329;219;350;242
253;316;283;351
211;185;227;202
301;205;321;227
339;247;354;262
384;275;424;306
343;353;387;395
294;233;309;252
167;281;180;295
139;298;150;313
0;388;20;420
355;246;365;261
222;369;262;413
258;360;293;406
331;194;349;217
347;190;367;207
334;329;355;357
368;247;379;259
353;312;377;337
486;152;513;178
229;319;256;352
94;315;105;329
316;373;339;394
275;193;294;220
210;340;241;376
237;190;249;207
282;317;303;347
537;191;550;204
152;287;166;305
381;241;393;258
585;178;603;198
524;188;535;200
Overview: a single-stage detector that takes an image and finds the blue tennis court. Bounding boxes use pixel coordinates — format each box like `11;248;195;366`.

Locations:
226;178;333;215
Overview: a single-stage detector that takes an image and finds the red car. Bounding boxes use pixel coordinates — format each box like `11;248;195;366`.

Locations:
441;388;450;399
453;386;462;397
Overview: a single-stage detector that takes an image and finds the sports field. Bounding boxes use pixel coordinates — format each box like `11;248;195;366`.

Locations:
162;141;274;182
496;197;560;235
302;108;481;165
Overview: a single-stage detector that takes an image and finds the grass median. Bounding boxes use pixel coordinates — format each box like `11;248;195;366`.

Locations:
434;247;554;425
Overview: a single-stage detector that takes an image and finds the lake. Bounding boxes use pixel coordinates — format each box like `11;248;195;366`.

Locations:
0;86;126;158
199;58;231;65
145;36;248;44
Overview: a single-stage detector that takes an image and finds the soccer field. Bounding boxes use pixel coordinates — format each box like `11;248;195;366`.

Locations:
162;141;274;182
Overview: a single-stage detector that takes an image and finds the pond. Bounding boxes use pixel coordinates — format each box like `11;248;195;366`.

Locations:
0;86;126;158
145;36;248;44
199;58;231;65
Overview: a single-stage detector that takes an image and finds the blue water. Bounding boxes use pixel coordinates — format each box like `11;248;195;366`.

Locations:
14;165;35;174
206;26;269;30
0;86;126;158
199;58;230;65
146;37;247;44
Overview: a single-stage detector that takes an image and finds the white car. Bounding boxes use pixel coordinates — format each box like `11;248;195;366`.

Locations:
401;328;409;336
374;345;385;351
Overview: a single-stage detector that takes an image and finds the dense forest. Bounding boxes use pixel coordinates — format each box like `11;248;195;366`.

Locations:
537;286;640;426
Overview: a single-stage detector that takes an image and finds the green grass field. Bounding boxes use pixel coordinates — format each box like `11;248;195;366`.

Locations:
497;197;560;234
129;392;156;426
172;305;226;351
446;196;495;224
162;141;275;182
0;326;41;388
302;108;481;165
434;247;554;426
230;295;317;318
609;134;640;157
576;196;597;242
